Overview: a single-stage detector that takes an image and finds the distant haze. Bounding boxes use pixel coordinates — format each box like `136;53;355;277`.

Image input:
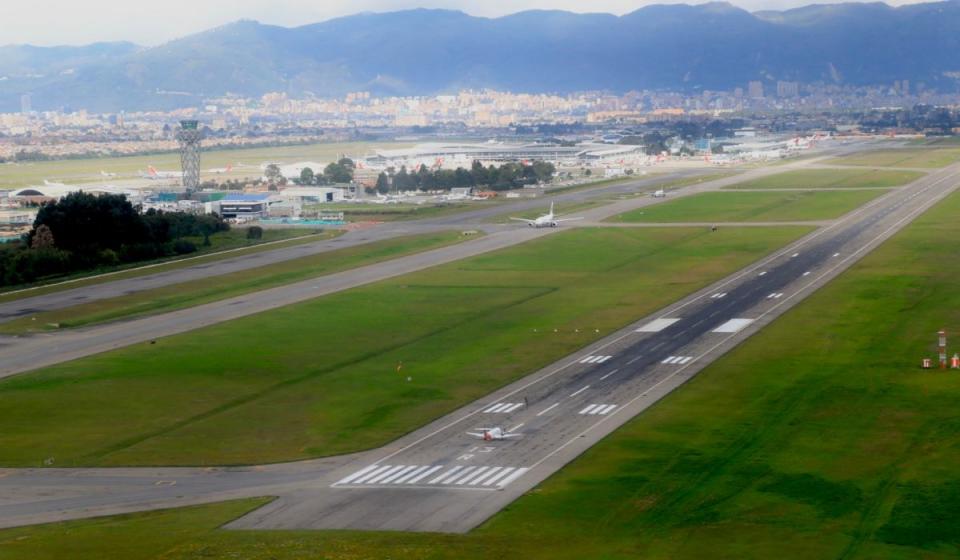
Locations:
0;0;935;47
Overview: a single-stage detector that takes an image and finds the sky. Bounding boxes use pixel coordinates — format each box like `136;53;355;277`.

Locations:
1;0;932;47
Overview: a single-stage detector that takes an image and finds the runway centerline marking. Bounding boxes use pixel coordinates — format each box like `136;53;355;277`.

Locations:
599;369;619;380
536;403;560;416
569;386;590;398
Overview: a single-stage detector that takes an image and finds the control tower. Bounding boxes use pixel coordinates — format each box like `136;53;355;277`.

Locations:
176;120;203;193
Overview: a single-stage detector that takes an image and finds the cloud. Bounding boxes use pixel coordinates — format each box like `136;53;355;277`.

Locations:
0;0;933;46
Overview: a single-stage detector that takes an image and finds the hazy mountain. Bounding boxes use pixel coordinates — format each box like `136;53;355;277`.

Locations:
3;1;960;113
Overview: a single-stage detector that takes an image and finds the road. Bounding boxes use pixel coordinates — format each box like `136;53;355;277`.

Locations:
0;145;954;532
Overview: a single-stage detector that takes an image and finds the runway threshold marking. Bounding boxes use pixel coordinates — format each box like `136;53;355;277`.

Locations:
767;292;784;299
710;293;727;299
333;464;529;489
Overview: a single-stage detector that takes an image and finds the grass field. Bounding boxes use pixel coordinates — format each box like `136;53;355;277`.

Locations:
0;229;340;299
5;172;960;560
0;226;808;467
610;190;885;223
0;141;411;189
724;168;923;190
0;231;471;333
827;147;960;168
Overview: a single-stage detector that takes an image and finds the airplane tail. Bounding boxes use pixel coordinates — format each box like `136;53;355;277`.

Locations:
147;165;158;176
549;202;554;216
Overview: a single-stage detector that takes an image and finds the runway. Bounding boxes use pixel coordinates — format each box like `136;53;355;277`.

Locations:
0;153;840;380
0;149;954;532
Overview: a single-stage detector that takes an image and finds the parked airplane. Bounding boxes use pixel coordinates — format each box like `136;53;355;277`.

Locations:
509;202;583;228
139;166;180;180
43;179;68;188
467;426;522;441
100;170;117;178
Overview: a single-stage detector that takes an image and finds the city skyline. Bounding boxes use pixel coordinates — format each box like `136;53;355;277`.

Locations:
1;0;937;47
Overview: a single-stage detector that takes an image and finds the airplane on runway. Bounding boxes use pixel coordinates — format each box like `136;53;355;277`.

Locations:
652;188;667;198
100;170;117;178
139;166;180;180
467;426;522;441
509;202;583;228
207;164;234;174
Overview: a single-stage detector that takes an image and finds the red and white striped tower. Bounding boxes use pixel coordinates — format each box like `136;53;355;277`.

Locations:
939;329;948;369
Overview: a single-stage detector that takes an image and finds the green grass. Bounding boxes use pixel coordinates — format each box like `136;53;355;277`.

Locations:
724;168;924;190
0;226;808;467
610;190;885;223
0;229;340;299
827;147;960;168
5;173;960;560
0;141;411;189
0;231;471;333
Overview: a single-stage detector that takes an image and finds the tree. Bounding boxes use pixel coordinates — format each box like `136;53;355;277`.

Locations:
299;167;315;186
32;192;148;255
323;161;353;184
246;226;264;240
375;172;390;194
30;224;55;250
264;164;281;183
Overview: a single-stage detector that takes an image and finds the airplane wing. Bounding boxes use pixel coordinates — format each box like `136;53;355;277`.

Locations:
555;217;584;223
509;217;536;224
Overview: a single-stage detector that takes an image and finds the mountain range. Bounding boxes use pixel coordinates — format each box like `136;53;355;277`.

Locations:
2;1;960;113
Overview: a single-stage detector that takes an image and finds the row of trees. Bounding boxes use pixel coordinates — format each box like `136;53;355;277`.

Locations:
261;158;357;187
0;192;229;287
373;160;556;194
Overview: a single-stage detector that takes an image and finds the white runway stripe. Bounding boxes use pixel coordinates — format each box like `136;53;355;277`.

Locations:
471;467;503;486
484;402;522;413
580;404;616;415
662;356;692;365
580;355;613;364
337;464;530;488
596;404;617;415
336;464;379;485
712;318;754;333
381;465;418;484
710;292;727;299
406;466;442;484
368;465;407;484
636;318;681;332
447;466;478;485
395;465;432;484
497;468;529;488
483;468;515;486
430;466;464;484
459;466;492;485
580;404;599;414
352;465;394;484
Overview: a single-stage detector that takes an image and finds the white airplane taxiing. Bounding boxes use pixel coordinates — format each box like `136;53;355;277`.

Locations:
509;202;583;228
467;426;522;441
652;188;667;198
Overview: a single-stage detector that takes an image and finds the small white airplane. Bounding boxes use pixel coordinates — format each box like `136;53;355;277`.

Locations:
509;203;583;228
467;426;523;441
139;165;180;180
43;179;68;188
652;188;667;198
100;170;117;178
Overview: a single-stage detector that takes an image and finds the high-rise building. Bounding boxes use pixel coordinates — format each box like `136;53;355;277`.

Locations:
19;93;31;115
776;81;799;98
748;81;764;99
